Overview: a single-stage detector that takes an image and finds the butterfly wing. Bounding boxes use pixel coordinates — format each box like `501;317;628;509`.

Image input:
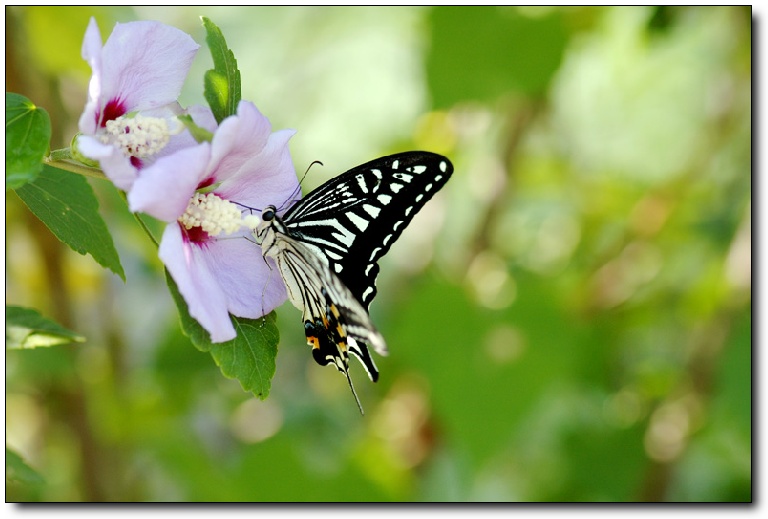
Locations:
281;151;453;309
262;224;386;381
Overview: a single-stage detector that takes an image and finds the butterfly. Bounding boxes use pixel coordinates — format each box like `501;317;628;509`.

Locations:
255;151;453;412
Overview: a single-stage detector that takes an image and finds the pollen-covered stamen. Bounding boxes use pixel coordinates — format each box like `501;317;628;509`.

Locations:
100;114;172;159
179;193;257;238
242;214;261;232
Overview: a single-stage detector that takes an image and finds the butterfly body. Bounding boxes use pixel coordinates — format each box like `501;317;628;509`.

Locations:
255;151;453;411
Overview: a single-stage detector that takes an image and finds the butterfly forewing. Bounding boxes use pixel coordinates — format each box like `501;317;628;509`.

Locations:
282;152;453;308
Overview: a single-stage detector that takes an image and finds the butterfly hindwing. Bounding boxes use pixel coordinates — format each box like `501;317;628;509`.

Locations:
260;221;384;367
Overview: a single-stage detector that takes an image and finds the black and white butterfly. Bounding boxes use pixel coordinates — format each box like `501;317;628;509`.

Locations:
255;151;453;412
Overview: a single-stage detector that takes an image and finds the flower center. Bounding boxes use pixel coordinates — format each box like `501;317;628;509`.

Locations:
101;114;174;159
179;193;261;240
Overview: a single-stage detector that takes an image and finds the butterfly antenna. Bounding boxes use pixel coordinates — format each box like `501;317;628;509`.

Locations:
278;160;324;213
344;369;365;415
299;160;323;187
231;200;262;214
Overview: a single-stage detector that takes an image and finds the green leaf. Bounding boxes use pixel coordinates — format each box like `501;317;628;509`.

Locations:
166;271;280;399
14;165;126;281
6;92;52;190
201;17;242;124
210;314;280;400
6;448;45;486
5;306;85;349
426;7;569;107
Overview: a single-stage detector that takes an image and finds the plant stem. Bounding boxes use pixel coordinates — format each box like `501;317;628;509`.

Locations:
134;213;159;248
44;156;109;180
117;190;159;248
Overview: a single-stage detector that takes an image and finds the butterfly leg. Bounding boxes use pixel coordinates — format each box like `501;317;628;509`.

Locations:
257;254;276;325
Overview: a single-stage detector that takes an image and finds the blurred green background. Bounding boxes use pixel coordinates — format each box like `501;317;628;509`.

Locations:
5;6;751;502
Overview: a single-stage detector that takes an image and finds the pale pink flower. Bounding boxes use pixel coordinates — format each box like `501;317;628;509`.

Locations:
76;17;202;190
130;101;299;342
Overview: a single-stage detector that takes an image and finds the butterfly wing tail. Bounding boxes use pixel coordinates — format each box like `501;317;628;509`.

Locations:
347;337;380;383
306;319;368;413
